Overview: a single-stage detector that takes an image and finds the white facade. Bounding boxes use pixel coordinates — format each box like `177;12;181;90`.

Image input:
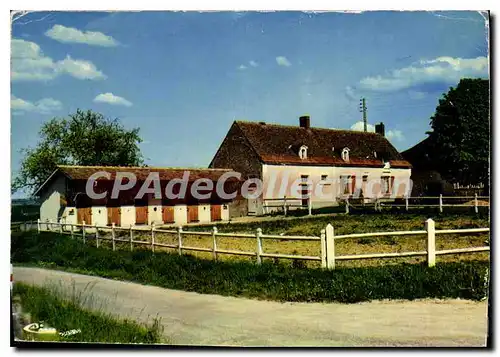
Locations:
91;206;107;227
120;206;136;227
198;204;211;223
221;204;230;221
39;175;65;225
260;163;412;213
173;205;188;226
148;200;163;225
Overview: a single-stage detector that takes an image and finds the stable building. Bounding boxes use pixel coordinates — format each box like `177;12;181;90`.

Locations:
34;165;240;227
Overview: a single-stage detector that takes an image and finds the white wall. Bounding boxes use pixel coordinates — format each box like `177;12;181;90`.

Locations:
174;205;187;226
148;198;163;225
40;175;65;224
60;207;77;231
221;204;230;221
262;164;412;206
198;204;211;223
91;206;107;227
121;206;136;227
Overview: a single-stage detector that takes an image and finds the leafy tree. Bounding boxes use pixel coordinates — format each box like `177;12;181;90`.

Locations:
13;109;144;194
427;78;490;190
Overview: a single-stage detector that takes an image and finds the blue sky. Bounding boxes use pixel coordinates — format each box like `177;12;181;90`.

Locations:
11;11;488;197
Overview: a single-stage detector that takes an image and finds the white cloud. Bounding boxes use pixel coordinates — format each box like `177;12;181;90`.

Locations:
359;56;488;92
11;95;62;115
386;130;405;142
45;24;119;47
350;121;405;142
249;60;258;67
57;55;106;80
276;56;292;67
351;121;375;132
11;38;106;81
238;64;247;70
93;93;132;107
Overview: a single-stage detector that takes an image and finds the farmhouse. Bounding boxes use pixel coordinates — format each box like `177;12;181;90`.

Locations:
209;116;413;216
34;165;240;227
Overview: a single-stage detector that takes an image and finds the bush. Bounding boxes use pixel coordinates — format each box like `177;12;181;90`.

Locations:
12;231;489;304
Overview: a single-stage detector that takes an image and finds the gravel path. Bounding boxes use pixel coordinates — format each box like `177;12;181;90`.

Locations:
13;267;488;347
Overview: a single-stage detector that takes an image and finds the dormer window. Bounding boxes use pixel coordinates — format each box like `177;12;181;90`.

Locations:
299;145;308;159
341;147;350;161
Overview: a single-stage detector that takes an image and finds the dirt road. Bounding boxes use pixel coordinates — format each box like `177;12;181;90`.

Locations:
13;267;488;347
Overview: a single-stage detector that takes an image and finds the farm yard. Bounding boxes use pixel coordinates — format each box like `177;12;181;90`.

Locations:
27;212;490;269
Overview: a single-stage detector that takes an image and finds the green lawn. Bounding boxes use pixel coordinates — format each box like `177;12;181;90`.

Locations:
12;282;163;344
11;230;489;303
94;212;490;268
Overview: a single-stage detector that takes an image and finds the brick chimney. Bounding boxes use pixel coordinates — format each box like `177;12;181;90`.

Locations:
375;122;385;137
299;115;310;129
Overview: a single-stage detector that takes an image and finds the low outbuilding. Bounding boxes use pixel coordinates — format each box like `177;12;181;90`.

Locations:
34;165;240;227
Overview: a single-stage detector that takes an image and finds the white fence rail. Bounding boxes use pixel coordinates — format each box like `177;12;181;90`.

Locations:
13;218;490;269
263;194;489;216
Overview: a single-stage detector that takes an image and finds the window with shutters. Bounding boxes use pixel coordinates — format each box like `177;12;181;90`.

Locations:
381;176;391;194
340;175;352;195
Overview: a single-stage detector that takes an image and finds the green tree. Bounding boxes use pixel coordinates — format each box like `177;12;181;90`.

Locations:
427;78;490;189
13;109;144;194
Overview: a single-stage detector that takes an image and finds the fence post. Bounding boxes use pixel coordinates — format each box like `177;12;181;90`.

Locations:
70;223;74;239
129;224;134;252
178;226;183;255
59;219;63;234
320;229;327;268
256;228;263;264
283;196;287;216
212;226;218;261
345;196;349;214
111;223;116;251
325;224;335;269
37;218;41;234
95;223;99;248
425;218;436;268
151;222;155;254
82;220;86;244
405;195;409;211
439;194;443;213
48;219;52;231
475;193;479;213
308;197;312;216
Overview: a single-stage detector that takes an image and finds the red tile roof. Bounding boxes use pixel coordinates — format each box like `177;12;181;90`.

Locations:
57;165;240;181
235;121;412;168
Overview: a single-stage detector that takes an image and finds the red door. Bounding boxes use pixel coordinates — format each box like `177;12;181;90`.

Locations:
77;207;92;225
135;206;148;225
162;206;175;223
210;205;222;221
187;205;199;223
107;207;121;226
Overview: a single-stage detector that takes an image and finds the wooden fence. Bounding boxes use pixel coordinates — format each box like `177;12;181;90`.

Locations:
376;194;490;213
264;194;490;215
13;218;490;269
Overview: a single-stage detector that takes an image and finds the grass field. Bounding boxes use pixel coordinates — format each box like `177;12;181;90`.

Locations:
88;212;490;268
12;282;163;344
11;231;489;303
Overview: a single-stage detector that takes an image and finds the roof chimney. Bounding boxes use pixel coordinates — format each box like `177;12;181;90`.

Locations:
299;115;310;129
375;122;385;137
